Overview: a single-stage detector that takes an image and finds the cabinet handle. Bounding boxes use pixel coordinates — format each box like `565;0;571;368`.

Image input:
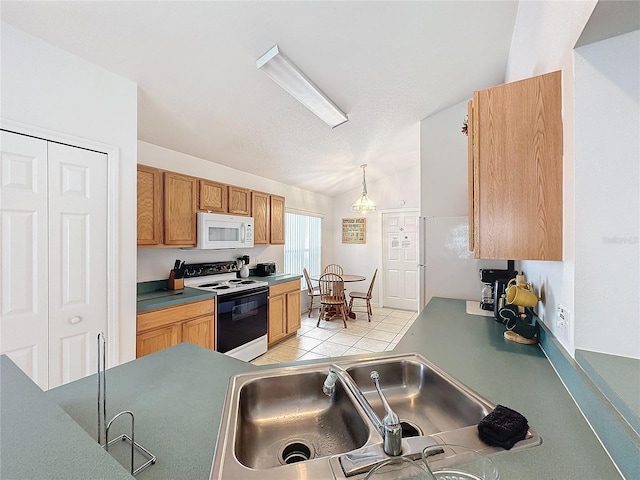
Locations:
70;316;82;325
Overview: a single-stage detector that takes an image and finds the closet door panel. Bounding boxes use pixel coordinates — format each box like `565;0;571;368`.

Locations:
0;131;49;390
48;142;108;388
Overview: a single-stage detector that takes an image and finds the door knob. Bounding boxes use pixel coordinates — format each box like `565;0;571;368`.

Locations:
70;316;82;325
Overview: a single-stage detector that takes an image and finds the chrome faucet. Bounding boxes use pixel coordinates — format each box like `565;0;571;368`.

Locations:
323;365;402;456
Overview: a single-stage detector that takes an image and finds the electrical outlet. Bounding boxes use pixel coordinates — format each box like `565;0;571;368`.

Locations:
556;304;571;340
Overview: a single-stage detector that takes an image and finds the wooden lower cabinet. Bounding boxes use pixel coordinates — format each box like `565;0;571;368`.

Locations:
136;298;215;358
268;294;287;345
136;325;180;358
268;279;301;347
182;315;215;350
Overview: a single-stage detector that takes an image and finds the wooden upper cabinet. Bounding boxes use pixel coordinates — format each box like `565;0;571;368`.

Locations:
163;172;197;246
199;179;228;213
137;165;163;246
136;164;287;247
228;186;251;216
252;191;270;245
270;195;285;245
470;71;563;261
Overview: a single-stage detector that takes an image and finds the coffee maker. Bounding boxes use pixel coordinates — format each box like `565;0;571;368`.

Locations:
479;261;517;311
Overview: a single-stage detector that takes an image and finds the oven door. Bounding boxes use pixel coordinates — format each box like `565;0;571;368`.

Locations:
216;287;268;354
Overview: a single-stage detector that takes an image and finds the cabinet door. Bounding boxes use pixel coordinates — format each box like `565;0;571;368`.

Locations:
136;325;180;358
286;290;301;333
252;191;270;245
270;195;285;244
268;294;287;346
473;71;562;260
228;186;251;216
199;180;228;213
163;172;197;246
137;165;163;246
182;315;215;350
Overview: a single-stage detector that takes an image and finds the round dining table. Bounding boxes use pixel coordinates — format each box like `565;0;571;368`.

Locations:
310;274;365;283
310;273;366;319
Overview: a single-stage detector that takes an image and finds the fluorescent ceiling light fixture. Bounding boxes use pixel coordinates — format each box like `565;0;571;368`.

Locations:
256;45;348;128
351;164;377;214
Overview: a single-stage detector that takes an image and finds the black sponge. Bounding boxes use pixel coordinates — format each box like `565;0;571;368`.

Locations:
477;404;529;450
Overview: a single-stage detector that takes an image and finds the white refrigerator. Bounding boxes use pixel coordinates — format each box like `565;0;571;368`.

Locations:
418;216;485;310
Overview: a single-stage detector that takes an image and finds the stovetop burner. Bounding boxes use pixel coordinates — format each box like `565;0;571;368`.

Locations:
183;262;268;296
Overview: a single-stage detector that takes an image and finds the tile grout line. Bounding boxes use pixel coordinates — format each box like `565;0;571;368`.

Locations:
251;308;418;366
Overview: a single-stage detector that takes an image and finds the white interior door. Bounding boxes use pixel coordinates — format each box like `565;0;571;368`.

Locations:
0;132;50;389
383;211;419;310
0;131;108;389
47;142;108;387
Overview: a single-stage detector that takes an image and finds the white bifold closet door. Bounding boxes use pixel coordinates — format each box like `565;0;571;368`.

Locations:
1;130;107;390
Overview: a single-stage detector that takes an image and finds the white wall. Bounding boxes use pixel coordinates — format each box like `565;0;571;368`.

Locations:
331;164;420;307
137;141;334;281
574;30;639;358
1;23;138;364
505;1;597;353
420;100;513;305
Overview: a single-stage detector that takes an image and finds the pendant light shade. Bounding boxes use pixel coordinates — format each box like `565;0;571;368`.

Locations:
351;164;377;214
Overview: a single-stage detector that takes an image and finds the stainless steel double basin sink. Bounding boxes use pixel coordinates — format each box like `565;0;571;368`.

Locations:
210;353;540;479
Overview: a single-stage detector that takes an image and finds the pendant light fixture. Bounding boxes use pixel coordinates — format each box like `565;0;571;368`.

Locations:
351;164;377;214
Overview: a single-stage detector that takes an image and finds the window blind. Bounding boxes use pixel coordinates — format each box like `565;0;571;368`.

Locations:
284;212;322;280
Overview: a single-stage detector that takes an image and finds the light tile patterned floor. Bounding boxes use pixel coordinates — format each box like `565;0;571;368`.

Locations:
251;305;418;366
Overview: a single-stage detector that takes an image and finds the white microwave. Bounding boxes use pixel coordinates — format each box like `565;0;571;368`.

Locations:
196;212;254;249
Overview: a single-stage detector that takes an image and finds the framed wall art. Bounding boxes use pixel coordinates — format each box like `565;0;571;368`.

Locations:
342;217;366;244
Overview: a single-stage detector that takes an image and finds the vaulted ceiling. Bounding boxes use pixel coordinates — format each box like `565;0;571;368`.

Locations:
1;1;519;196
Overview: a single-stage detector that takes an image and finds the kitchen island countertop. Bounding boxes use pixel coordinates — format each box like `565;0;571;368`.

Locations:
2;297;622;479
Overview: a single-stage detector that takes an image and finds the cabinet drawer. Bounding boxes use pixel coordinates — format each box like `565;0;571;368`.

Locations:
137;299;215;333
269;279;300;297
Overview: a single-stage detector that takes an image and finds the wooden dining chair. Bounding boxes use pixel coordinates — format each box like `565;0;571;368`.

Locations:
348;269;378;322
317;273;348;328
323;264;344;275
303;268;321;318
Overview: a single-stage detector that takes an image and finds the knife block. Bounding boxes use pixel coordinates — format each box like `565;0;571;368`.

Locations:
168;271;184;290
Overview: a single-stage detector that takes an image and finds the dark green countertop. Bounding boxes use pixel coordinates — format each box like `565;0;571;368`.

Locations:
135;275;300;313
3;297;622;479
393;298;621;479
256;273;302;285
0;356;133;480
46;344;255;480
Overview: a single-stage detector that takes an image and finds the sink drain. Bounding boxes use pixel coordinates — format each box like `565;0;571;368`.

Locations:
280;440;314;465
400;420;423;438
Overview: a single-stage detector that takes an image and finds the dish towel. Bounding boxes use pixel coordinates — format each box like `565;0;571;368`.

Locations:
477;404;529;450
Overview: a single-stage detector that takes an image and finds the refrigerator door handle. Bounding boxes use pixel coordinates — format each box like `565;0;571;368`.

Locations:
418;216;427;268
